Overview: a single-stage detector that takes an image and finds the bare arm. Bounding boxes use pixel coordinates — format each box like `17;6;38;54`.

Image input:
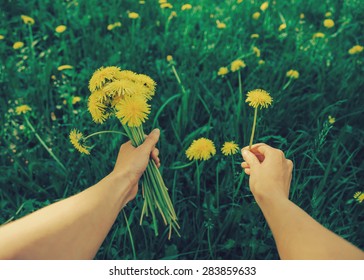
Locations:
241;143;364;260
0;129;161;260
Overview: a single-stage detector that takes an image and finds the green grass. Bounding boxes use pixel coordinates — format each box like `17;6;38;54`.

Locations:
1;0;363;259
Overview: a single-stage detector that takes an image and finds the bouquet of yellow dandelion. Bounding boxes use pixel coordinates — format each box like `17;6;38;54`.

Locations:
70;66;179;238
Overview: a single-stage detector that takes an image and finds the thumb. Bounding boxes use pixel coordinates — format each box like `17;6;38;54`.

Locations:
242;149;260;168
140;128;160;152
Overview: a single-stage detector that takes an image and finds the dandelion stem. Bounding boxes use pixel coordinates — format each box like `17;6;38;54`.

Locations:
24;116;67;173
196;160;201;197
83;130;126;141
122;209;136;260
249;107;258;150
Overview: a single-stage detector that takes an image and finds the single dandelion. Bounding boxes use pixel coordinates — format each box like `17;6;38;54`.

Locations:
328;115;335;124
21;15;35;25
258;59;265;65
300;13;305;19
57;65;73;71
286;69;299;79
348;45;363;55
251;33;259;39
325;12;332;18
128;12;139;19
169;11;177;19
217;67;229;76
323;19;334;28
216;20;226;29
252;12;261;20
159;0;167;3
181;4;192;10
166;55;173;62
160;3;173;9
279;23;287;31
55;25;67;33
107;22;122;30
260;2;269;12
15;105;32;115
221;141;239;156
13;41;24;50
253;46;261;57
246;89;273;149
88;66;123;92
313;32;325;39
0;35;5;40
115;95;151;127
69;129;90;155
72;96;81;105
139;0;145;4
353;191;364;203
186;138;216;161
231;59;246;72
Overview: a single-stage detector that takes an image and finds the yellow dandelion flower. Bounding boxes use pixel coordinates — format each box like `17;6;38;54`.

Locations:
258;59;265;65
57;65;73;71
246;89;272;109
348;45;363;55
69;129;90;155
159;0;167;3
252;12;261;20
55;25;67;33
181;4;192;10
260;2;269;12
128;12;139;19
354;191;364;203
115;94;151;127
325;12;332;18
328;115;335;124
221;141;239;156
166;55;173;62
279;23;287;31
286;69;299;79
323;19;334;28
300;13;305;19
253;46;261;57
103;79;149;99
216;20;226;29
88;91;109;123
119;71;156;99
13;41;24;50
15;105;32;115
107;22;122;30
217;67;229;76
161;3;173;9
186;138;216;161
72;96;81;104
89;66;123;92
0;35;5;40
169;11;177;19
21;15;35;25
231;59;246;72
139;0;145;4
313;32;325;39
237;0;243;3
251;33;259;39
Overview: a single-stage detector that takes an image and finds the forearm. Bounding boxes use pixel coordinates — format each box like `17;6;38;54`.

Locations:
258;195;364;260
0;173;130;260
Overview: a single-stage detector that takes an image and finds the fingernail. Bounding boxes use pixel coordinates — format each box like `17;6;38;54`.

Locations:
152;128;160;135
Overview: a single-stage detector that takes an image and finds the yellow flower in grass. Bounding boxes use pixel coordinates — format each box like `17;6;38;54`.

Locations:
55;25;67;33
115;95;150;127
88;90;109;123
323;19;334;28
21;15;35;25
0;35;4;40
166;55;173;62
325;12;332;18
300;13;305;19
13;41;24;49
354;191;364;203
181;4;192;10
16;105;32;115
348;45;363;55
279;23;287;31
72;96;81;104
119;70;156;99
251;33;259;39
260;2;269;12
286;69;299;79
69;129;90;155
328;115;335;124
231;59;246;72
253;46;261;57
216;20;226;29
128;12;139;19
186;138;216;161
252;12;261;20
57;65;73;71
246;89;272;109
221;141;239;156
217;67;229;76
161;3;173;9
313;32;325;39
89;66;123;92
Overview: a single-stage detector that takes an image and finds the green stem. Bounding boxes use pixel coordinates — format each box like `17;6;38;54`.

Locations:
196;160;201;197
207;227;213;259
232;156;236;203
249;107;258;150
122;209;136;260
83;130;126;141
24;116;67;172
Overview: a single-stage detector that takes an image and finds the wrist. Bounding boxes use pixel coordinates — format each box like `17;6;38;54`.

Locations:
102;171;134;208
253;190;289;210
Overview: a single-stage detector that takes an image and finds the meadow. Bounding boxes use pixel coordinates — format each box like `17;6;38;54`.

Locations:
0;0;363;259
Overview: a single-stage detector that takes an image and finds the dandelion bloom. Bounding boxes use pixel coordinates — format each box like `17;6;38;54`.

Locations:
181;4;192;10
88;91;108;123
328;115;335;124
323;19;334;28
237;0;243;3
260;2;269;11
353;191;364;203
21;15;35;25
0;35;4;40
69;129;90;155
139;0;145;4
253;46;261;57
231;59;246;72
160;3;173;9
107;22;121;30
216;20;226;29
55;25;67;33
252;12;261;20
169;11;177;19
300;13;305;19
115;95;151;127
312;32;325;39
89;66;123;92
279;23;286;31
221;141;239;156
15;105;32;115
166;55;173;62
258;60;265;65
217;67;228;76
159;0;167;3
186;138;216;161
128;12;139;19
57;65;73;71
325;12;332;18
72;96;81;104
348;45;363;55
251;33;259;39
13;41;24;50
286;69;299;79
246;89;272;109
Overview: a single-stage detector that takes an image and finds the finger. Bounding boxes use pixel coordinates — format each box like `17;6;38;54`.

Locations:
241;162;249;168
241;149;260;168
139;129;160;153
242;143;274;162
152;148;159;158
244;168;251;175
